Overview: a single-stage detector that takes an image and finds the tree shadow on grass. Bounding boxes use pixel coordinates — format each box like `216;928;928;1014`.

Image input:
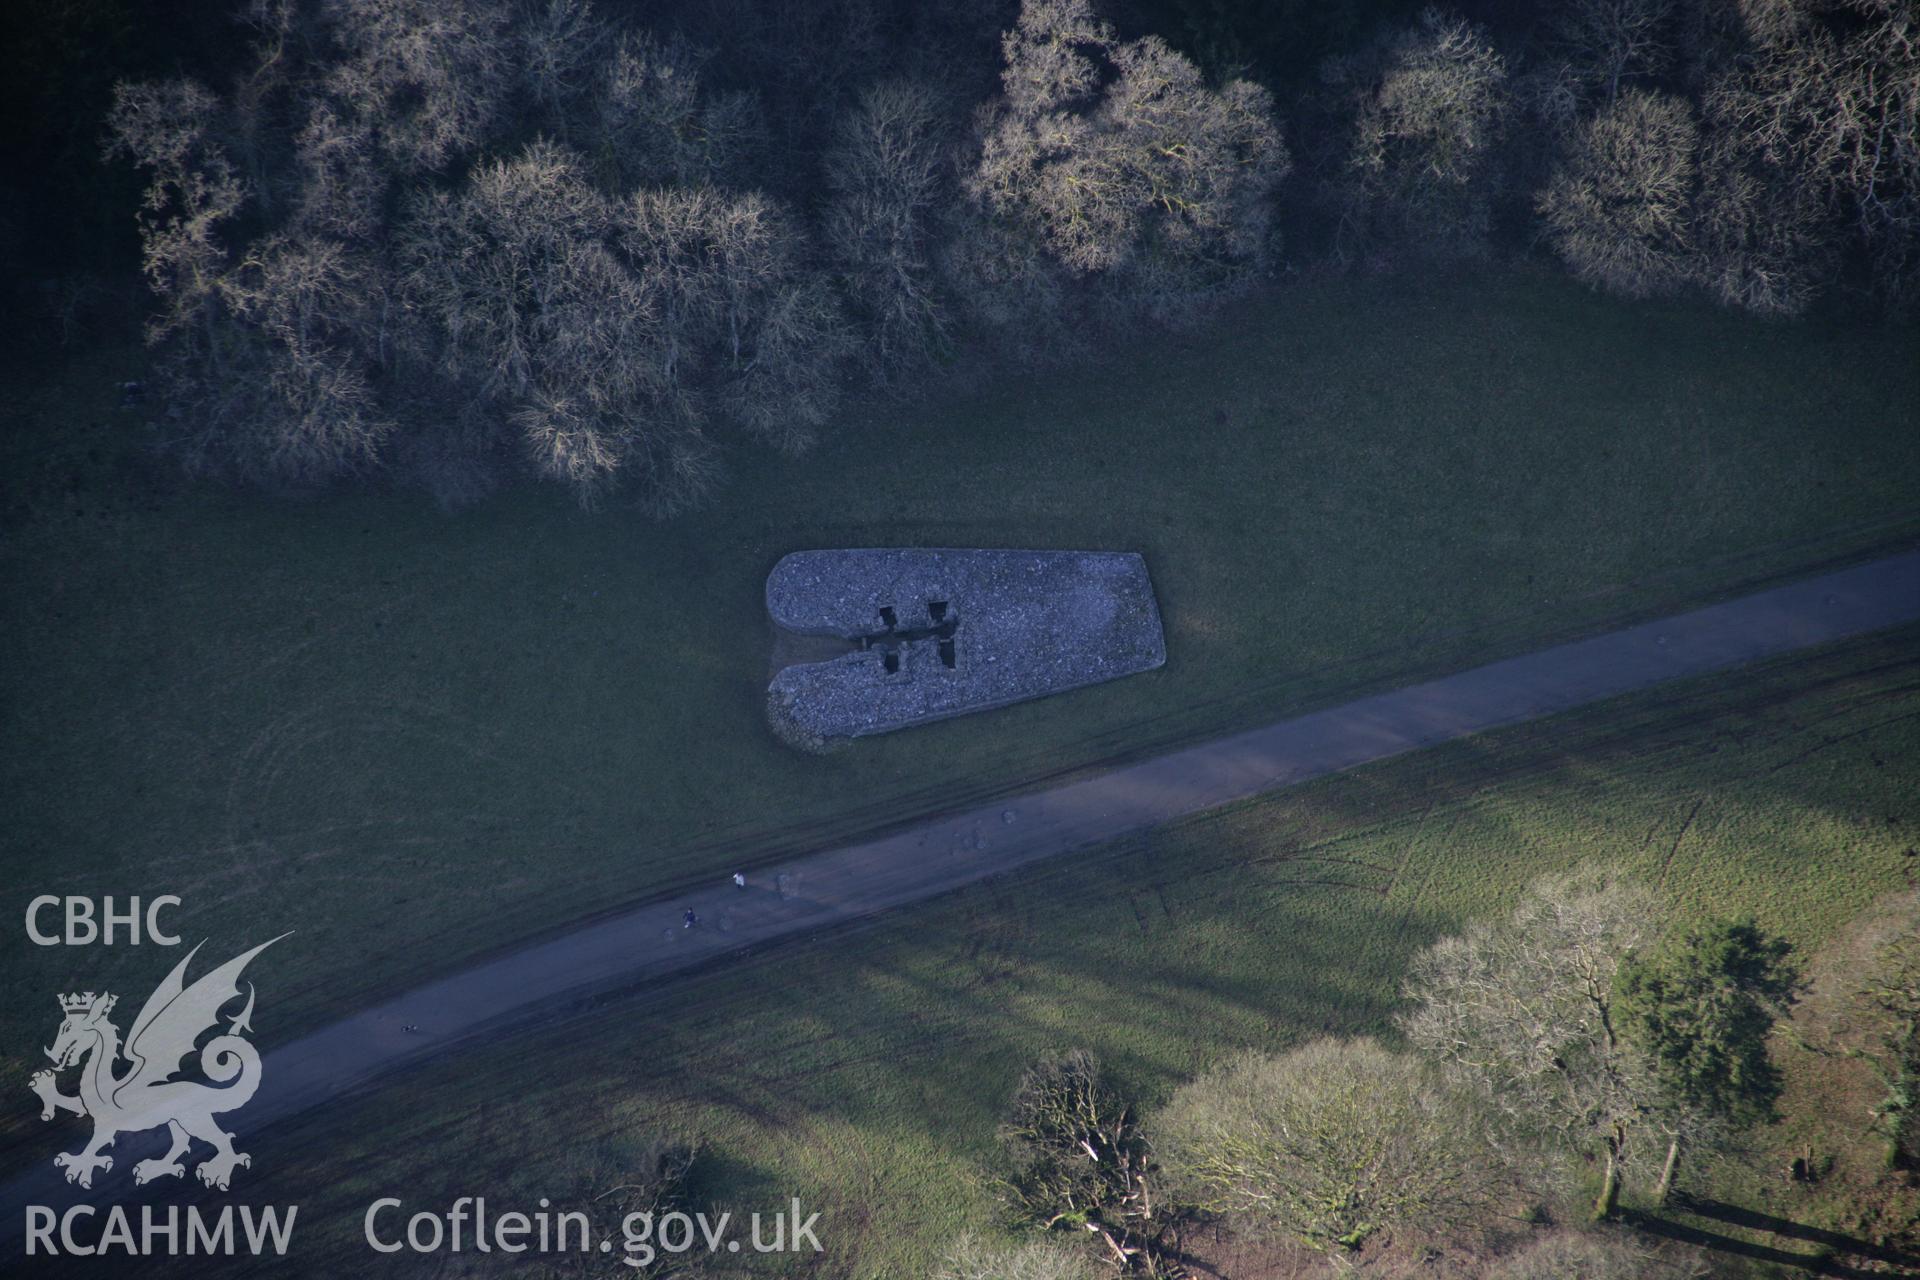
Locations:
1622;1199;1918;1278
1684;1196;1918;1270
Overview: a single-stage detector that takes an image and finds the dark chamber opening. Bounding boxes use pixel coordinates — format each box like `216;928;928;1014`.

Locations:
864;600;959;678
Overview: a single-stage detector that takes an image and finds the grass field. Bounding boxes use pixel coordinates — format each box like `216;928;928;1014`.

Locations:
95;623;1920;1278
3;263;1917;1071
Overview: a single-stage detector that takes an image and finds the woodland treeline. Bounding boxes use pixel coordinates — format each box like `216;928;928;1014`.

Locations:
951;874;1920;1279
13;0;1917;508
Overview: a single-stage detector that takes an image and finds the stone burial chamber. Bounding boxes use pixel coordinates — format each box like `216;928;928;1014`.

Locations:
765;548;1167;749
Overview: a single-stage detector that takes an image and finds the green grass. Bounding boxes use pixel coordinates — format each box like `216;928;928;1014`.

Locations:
120;625;1920;1278
3;264;1917;1062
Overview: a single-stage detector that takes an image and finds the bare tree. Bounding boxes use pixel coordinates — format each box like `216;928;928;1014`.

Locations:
1538;88;1700;300
221;233;392;481
999;1050;1167;1271
936;205;1076;358
618;187;851;462
226;0;300;219
400;142;843;509
587;33;764;192
517;0;604;133
1707;0;1920;312
1400;866;1693;1220
1690;108;1829;315
824;81;956;382
289;101;382;243
1551;0;1678;104
713;0;888;182
106;79;248;356
399;141;675;504
106;78;389;484
321;0;513;173
1328;7;1511;260
712;255;849;457
1154;1038;1496;1253
1539;28;1839;316
967;0;1290;316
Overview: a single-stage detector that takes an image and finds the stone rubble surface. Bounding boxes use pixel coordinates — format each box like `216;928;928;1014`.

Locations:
766;548;1167;741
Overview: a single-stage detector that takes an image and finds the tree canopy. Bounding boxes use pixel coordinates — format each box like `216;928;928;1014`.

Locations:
1616;915;1800;1128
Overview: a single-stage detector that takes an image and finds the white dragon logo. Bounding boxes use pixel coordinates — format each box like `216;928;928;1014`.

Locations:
28;936;286;1191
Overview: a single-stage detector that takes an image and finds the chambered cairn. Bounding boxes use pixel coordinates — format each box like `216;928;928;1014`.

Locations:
765;548;1167;750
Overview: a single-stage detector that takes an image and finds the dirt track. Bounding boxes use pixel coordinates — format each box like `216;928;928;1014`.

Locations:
6;548;1919;1231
